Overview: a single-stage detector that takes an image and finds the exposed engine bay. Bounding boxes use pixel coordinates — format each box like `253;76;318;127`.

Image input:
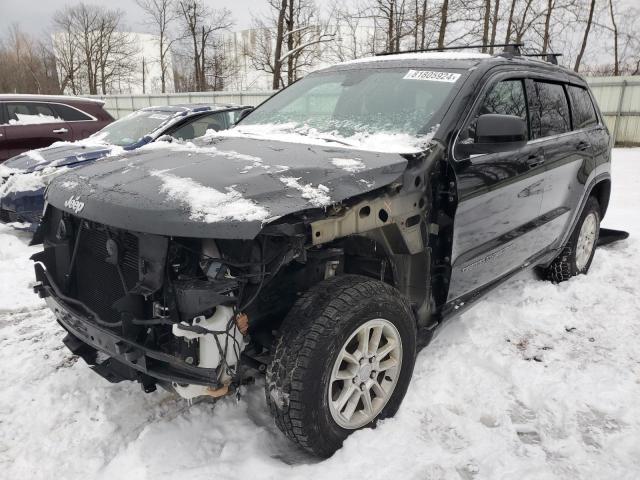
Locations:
31;206;354;399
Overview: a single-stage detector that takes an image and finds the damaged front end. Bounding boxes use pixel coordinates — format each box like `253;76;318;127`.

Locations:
32;206;310;399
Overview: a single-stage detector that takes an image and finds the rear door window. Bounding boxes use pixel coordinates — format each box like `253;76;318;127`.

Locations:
53;103;94;122
170;112;230;140
5;102;64;125
530;82;571;138
567;85;598;130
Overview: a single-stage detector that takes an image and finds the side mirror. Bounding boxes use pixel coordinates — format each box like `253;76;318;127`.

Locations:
457;114;527;156
235;108;254;125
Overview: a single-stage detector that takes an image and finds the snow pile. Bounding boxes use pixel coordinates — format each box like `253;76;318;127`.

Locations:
0;151;639;478
279;176;331;207
211;123;435;154
331;157;366;173
0;170;46;195
0;164;19;178
7;113;63;125
152;169;269;223
139;140;264;168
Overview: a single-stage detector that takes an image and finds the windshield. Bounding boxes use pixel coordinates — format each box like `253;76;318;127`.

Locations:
241;67;461;140
93;110;175;146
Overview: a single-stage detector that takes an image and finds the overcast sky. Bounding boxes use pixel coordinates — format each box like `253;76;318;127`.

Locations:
0;0;270;36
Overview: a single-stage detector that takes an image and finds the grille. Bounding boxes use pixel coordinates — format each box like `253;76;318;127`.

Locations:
0;208;17;223
73;224;140;324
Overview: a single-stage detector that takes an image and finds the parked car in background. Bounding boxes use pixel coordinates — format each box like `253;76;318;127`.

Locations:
0;103;251;226
0;94;114;162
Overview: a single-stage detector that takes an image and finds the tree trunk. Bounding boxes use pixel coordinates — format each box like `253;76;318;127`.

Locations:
504;0;516;44
388;1;395;53
482;0;491;52
608;0;619;76
192;30;200;91
542;0;553;54
287;0;294;85
573;0;595;72
437;0;449;49
272;0;287;90
489;0;500;53
420;0;427;49
159;36;166;93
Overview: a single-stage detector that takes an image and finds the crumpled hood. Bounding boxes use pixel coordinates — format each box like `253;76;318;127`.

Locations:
3;143;114;173
46;136;409;239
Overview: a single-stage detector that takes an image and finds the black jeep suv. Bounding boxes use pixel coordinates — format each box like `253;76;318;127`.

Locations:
31;49;611;457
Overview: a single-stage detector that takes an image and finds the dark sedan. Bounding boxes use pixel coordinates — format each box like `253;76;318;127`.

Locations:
0;103;252;227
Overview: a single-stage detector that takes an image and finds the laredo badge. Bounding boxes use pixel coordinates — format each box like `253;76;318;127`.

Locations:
64;195;85;214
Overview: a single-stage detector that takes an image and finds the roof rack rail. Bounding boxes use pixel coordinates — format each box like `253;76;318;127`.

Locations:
521;53;563;65
375;43;524;56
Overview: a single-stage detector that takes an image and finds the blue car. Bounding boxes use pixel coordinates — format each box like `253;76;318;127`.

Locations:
0;103;252;227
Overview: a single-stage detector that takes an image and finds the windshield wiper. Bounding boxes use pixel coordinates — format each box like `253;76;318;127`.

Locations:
316;136;354;146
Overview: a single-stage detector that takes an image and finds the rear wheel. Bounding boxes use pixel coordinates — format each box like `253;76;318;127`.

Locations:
265;275;416;457
545;196;601;283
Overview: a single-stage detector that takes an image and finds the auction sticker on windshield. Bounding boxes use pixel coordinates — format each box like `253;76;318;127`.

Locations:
403;70;460;82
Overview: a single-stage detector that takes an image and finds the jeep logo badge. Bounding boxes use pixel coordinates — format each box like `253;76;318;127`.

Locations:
64;195;85;214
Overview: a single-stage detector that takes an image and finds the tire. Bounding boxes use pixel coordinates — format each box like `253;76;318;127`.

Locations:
265;275;416;457
545;196;601;283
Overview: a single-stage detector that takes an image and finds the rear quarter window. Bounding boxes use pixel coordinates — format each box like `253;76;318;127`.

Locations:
53;103;94;121
530;81;571;138
567;85;598;129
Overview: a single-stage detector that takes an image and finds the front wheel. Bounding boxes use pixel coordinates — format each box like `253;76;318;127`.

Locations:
265;275;416;457
545;196;601;283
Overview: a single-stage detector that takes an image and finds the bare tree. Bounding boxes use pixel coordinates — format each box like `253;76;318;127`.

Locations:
176;0;233;91
573;0;596;72
52;3;138;95
136;0;177;93
248;0;334;90
608;0;619;76
369;0;408;53
437;0;449;48
489;0;500;52
481;0;491;51
0;25;60;94
541;0;554;53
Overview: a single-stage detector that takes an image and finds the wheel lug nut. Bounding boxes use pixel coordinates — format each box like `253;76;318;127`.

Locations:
370;371;377;379
360;383;366;390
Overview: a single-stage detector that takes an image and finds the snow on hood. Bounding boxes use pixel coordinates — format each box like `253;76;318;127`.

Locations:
45;135;410;239
0;166;69;197
151;169;269;223
3;137;120;173
208;123;438;154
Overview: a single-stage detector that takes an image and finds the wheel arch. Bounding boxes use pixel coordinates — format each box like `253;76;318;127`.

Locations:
590;178;611;218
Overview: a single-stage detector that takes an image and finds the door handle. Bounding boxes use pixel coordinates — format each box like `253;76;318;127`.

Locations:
576;141;591;151
526;154;545;169
52;128;68;134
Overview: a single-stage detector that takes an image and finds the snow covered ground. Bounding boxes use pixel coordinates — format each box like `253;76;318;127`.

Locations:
1;149;639;480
